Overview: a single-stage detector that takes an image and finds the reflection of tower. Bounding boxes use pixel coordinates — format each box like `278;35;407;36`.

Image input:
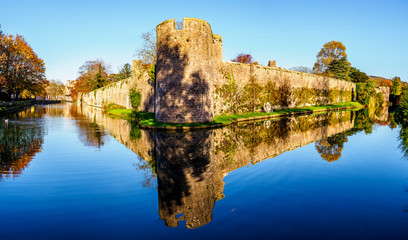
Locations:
155;18;223;123
155;130;225;229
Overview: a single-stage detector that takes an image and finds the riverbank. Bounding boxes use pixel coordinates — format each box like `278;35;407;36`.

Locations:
0;100;62;115
106;102;363;131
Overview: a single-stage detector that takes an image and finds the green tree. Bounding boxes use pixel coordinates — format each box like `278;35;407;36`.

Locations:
349;67;370;83
391;76;402;96
326;58;351;81
116;63;132;81
395;87;408;125
313;41;347;74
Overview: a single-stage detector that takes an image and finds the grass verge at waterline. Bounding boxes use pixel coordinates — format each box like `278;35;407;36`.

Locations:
106;102;363;131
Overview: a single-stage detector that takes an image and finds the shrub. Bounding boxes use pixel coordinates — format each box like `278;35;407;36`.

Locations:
130;122;142;140
129;89;142;109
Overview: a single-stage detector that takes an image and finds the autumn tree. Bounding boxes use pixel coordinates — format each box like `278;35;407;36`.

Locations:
46;80;65;98
232;53;254;64
135;30;156;65
313;41;347;74
0;33;47;99
76;59;110;93
315;133;348;162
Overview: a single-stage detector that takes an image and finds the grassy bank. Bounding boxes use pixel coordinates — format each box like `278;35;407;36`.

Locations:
106;102;363;129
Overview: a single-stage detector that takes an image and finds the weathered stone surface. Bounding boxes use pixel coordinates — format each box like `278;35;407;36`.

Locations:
79;60;154;112
155;18;356;122
155;18;216;123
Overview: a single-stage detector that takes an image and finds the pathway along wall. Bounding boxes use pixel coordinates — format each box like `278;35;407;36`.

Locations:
155;18;356;122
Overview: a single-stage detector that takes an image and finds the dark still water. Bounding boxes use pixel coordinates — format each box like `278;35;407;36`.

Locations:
1;104;408;239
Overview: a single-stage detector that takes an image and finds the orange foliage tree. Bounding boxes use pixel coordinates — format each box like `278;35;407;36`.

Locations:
313;41;347;74
232;53;254;64
69;59;111;100
0;33;47;99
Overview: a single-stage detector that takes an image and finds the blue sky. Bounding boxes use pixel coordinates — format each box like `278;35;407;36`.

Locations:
1;0;407;83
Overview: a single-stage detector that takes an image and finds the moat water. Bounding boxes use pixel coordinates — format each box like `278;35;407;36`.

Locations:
1;103;408;239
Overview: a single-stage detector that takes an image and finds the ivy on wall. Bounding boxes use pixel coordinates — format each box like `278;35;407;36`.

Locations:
214;67;353;116
129;89;142;110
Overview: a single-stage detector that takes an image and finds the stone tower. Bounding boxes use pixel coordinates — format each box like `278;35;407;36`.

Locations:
155;18;222;123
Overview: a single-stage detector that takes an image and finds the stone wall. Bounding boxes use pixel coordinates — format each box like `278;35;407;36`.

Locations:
79;60;154;112
214;62;356;116
155;18;356;123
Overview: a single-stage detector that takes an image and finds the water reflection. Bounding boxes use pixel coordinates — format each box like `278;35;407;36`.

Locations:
316;132;348;162
0;107;46;180
156;130;217;228
57;104;366;228
2;103;402;229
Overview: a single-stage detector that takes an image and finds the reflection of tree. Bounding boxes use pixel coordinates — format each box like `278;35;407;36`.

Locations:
77;121;106;148
0;113;45;180
69;105;107;149
353;109;373;134
316;133;348;162
134;154;156;188
398;126;408;160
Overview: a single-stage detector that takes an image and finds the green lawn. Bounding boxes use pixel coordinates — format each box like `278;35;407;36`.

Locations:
107;102;363;128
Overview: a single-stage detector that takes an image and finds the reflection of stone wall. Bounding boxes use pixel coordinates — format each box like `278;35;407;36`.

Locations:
375;86;390;103
155;131;224;229
153;111;355;229
73;105;355;229
374;106;390;125
74;105;154;161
